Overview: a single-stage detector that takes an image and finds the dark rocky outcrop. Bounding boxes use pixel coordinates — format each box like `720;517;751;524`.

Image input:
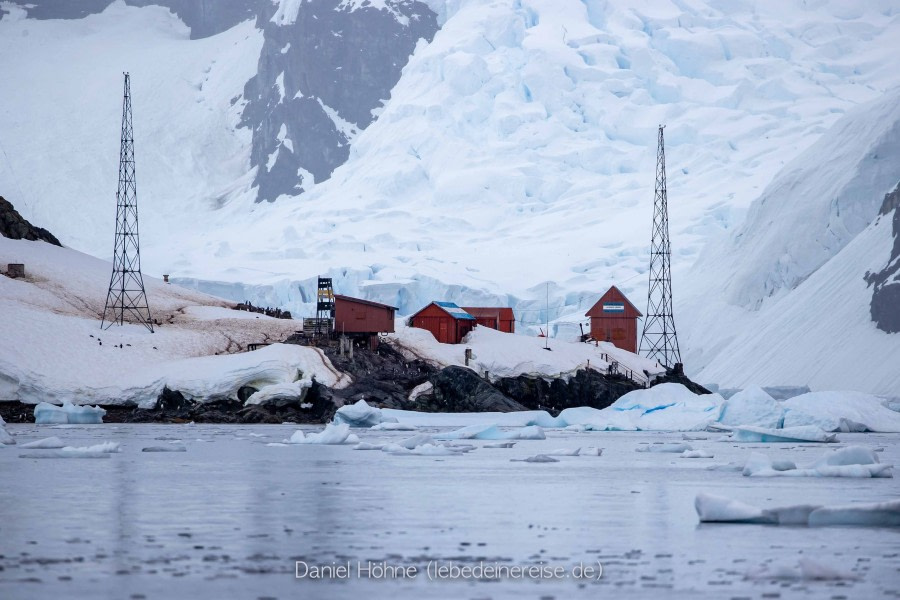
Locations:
0;196;61;246
865;182;900;333
416;366;528;413
494;369;643;412
650;371;712;395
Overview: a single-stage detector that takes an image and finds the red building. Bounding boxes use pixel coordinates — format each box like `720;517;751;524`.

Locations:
410;301;477;344
334;295;397;348
585;286;642;353
461;307;515;333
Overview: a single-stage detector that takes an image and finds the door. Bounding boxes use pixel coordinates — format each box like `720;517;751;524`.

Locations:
439;320;449;343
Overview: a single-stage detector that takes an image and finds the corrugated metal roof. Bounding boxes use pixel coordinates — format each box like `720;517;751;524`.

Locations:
434;301;476;320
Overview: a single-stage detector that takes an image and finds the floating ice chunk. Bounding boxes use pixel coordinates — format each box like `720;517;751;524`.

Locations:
62;442;120;453
34;401;106;425
636;443;693;453
681;449;714;458
696;493;900;526
483;442;516;448
266;442;290;447
746;558;859;581
814;446;880;468
717;386;784;429
565;424;588;432
512;455;559;463
808;500;900;527
547;447;581;456
19;450;110;459
370;422;417;431
142;445;187;452
584;447;603;456
682;434;707;441
286;423;352;445
694;493;775;524
354;442;386;450
346;433;360;444
408;443;464;456
743;446;891;478
0;425;14;445
397;433;437;449
333;400;397;428
435;424;545;440
731;425;837;443
381;443;412;454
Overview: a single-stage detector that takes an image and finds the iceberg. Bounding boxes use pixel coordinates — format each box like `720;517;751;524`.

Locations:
20;436;65;449
731;425;837;443
717;386;784;429
333;400;398;428
396;433;437;449
696;493;900;527
34;401;106;425
285;423;352;445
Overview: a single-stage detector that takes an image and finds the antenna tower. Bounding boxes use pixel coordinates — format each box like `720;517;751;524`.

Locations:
639;125;681;369
101;72;154;332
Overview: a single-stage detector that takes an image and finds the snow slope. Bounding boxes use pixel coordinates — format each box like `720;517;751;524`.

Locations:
682;92;900;395
0;237;345;406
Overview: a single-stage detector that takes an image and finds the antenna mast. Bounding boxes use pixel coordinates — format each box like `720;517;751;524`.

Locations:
101;72;154;332
639;125;681;369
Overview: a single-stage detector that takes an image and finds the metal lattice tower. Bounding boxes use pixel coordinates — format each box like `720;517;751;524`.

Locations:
639;125;681;369
101;73;153;332
315;276;335;335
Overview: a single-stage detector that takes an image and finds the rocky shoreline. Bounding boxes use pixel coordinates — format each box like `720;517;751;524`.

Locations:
0;340;708;424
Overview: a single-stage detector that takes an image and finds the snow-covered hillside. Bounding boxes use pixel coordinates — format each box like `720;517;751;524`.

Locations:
1;1;899;392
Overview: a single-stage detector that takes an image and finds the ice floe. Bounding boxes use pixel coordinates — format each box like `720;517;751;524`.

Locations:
20;437;66;449
636;442;693;453
511;455;559;463
742;446;892;478
731;425;837;443
695;493;900;526
681;449;714;458
434;424;545;441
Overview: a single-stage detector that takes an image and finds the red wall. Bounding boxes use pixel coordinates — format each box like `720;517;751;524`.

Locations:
334;296;395;334
411;304;474;344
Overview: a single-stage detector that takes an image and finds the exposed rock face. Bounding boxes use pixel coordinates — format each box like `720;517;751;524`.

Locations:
494;369;643;413
240;0;439;202
8;1;440;204
0;196;61;245
417;366;529;413
866;182;900;334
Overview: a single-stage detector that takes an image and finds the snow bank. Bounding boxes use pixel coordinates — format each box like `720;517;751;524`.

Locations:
743;447;892;478
696;493;900;527
245;380;312;406
389;325;664;385
782;391;900;432
731;425;837;443
717;386;784;429
333;400;398;427
34;402;106;424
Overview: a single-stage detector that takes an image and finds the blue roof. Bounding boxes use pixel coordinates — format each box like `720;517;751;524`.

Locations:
434;301;476;320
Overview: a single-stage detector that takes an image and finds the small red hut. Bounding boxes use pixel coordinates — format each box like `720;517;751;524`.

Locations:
334;295;397;348
409;301;476;344
461;307;515;333
585;286;642;353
